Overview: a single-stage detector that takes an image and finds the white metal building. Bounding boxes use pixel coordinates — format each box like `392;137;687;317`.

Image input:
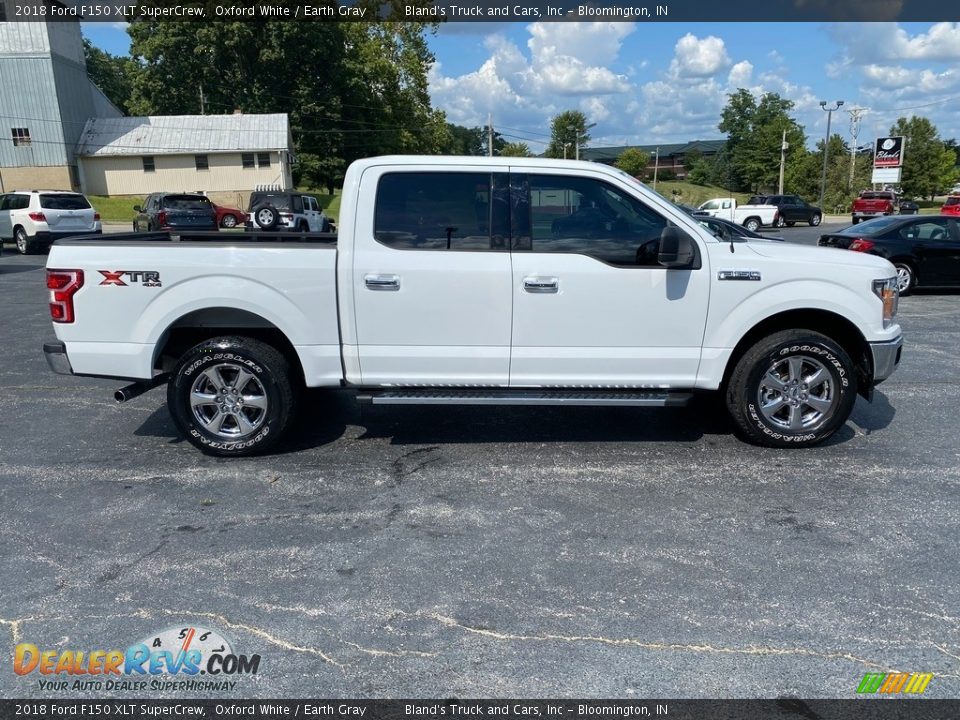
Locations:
76;113;294;206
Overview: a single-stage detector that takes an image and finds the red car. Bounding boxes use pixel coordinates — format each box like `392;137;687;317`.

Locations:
941;195;960;217
212;203;247;229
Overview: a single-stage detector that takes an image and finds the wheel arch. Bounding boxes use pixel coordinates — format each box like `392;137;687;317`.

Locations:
721;308;873;398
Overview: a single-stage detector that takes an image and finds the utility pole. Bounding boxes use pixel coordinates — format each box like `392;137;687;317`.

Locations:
778;130;788;194
847;106;867;192
199;85;206;115
818;100;844;211
487;113;493;157
652;147;660;189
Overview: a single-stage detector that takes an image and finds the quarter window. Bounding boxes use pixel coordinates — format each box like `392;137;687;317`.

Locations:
374;172;508;251
142;156;155;173
11;128;30;146
513;174;675;267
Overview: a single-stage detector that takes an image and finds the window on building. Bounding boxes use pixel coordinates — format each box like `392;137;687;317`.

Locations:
242;153;255;169
257;153;271;168
374;172;509;251
11;128;31;147
513;174;674;268
142;156;155;173
195;154;209;171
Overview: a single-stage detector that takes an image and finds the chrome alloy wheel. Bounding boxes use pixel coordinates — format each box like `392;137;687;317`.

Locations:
189;363;269;439
895;265;913;294
757;355;836;432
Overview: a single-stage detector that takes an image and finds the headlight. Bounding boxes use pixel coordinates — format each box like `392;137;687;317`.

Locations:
872;277;899;326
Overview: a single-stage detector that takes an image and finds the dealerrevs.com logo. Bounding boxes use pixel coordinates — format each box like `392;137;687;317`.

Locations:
14;626;261;692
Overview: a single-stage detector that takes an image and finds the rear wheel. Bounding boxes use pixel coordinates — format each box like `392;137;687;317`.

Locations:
851;217;859;225
743;217;761;233
726;330;857;448
220;214;238;228
167;336;296;456
14;227;39;255
893;262;915;296
809;214;822;226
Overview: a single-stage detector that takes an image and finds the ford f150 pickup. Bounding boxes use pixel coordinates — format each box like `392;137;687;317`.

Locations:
694;198;780;232
44;156;903;455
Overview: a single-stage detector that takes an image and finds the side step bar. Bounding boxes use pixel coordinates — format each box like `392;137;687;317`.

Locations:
357;389;693;407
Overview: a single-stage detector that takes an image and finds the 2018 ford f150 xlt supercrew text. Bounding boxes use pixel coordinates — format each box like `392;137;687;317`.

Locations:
43;156;903;455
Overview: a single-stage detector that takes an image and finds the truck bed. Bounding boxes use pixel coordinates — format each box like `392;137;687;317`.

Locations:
55;230;338;246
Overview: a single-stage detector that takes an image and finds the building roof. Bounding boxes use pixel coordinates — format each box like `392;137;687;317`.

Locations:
581;139;726;163
76;113;290;157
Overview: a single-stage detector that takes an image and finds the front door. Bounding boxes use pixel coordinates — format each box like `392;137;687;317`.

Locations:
508;169;710;387
352;166;513;386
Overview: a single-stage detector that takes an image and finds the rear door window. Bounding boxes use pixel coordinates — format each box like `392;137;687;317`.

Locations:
39;193;91;210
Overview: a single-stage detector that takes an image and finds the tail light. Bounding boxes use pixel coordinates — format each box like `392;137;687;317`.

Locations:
157;210;168;228
29;211;46;222
93;212;101;221
849;238;875;252
47;269;84;323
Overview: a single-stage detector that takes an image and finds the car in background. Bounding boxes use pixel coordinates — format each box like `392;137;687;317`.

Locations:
133;193;217;232
818;215;960;295
212;203;247;229
246;191;331;232
898;199;919;215
695;215;782;242
748;194;823;227
0;190;101;255
941;195;960;217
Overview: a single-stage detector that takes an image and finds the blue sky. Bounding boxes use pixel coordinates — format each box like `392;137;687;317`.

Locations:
83;21;960;150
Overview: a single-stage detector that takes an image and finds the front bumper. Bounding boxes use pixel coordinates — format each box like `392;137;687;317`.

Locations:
870;335;903;384
43;341;74;375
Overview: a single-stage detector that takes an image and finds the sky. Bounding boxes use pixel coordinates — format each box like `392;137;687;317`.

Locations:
82;21;960;151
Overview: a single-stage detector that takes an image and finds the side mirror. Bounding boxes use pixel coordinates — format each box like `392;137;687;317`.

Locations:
658;227;696;268
133;205;142;212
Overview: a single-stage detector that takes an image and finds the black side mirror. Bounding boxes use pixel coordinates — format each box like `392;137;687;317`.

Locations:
133;205;142;212
658;227;696;268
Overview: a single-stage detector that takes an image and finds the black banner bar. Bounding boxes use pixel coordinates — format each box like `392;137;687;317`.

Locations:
1;700;959;720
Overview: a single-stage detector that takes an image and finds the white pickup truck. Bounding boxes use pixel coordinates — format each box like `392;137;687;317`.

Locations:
44;156;903;455
695;198;780;232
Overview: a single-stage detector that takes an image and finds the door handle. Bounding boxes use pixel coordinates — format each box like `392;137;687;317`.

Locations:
523;276;559;293
364;273;400;291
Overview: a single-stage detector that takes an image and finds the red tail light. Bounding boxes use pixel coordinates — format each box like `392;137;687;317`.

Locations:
29;211;46;222
157;210;168;228
47;269;84;323
849;238;875;252
94;212;101;221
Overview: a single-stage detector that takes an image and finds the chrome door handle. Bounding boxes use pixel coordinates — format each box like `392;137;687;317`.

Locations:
523;276;559;293
364;273;400;291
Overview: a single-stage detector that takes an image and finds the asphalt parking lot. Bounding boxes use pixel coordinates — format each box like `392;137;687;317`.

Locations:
1;226;959;699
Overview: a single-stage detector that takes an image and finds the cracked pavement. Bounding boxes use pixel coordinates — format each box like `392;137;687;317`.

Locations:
1;239;959;699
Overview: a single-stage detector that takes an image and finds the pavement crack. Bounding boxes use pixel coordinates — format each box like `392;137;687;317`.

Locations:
428;614;891;671
341;640;437;658
0;616;34;645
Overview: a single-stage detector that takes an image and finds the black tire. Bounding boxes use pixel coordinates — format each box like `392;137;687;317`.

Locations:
743;217;761;233
14;227;39;255
167;336;297;456
725;330;857;448
809;213;822;227
252;204;280;231
785;221;796;227
851;217;859;225
297;221;308;232
220;214;238;228
893;261;915;296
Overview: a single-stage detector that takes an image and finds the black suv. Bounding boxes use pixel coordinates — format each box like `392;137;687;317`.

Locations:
134;193;217;232
748;194;823;227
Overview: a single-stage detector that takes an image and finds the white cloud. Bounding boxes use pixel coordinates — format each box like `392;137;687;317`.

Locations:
668;34;731;79
728;61;753;88
832;22;960;64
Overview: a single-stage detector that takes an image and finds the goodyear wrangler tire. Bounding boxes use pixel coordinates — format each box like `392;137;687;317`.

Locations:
168;336;295;456
726;330;857;448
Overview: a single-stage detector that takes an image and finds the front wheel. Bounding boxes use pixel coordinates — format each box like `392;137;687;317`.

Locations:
167;336;297;456
220;214;238;228
809;214;822;226
743;217;761;232
726;330;857;448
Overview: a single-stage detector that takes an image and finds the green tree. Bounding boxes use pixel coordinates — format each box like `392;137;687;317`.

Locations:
889;116;956;199
613;147;650;177
83;38;134;112
500;141;533;157
546;110;591;159
718;89;806;193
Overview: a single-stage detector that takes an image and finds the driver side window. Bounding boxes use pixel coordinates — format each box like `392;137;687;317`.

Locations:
516;174;670;267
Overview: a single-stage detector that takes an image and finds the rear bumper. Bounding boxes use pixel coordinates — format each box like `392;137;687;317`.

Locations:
870;335;903;384
38;229;102;245
43;341;74;375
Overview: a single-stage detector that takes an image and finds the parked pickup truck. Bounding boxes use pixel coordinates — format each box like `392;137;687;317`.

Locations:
851;190;900;224
695;198;780;233
44;156;903;455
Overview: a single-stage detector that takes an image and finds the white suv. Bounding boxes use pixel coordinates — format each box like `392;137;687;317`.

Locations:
0;190;102;254
245;191;332;232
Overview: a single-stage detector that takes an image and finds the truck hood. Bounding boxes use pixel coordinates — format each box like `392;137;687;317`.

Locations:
744;239;894;273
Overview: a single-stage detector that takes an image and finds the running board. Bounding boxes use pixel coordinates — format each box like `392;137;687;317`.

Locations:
358;389;693;407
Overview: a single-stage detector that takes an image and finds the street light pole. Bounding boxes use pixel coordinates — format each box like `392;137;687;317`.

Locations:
567;121;597;161
819;99;844;211
778;130;788;195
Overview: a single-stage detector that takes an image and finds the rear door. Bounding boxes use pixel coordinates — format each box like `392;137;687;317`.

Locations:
904;218;960;285
0;195;10;239
508;168;710;387
352;166;513;385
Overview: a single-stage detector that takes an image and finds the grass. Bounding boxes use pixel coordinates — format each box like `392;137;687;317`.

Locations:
87;195;144;224
645;181;750;208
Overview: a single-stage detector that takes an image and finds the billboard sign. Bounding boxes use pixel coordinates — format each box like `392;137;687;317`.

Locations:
874;137;905;168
